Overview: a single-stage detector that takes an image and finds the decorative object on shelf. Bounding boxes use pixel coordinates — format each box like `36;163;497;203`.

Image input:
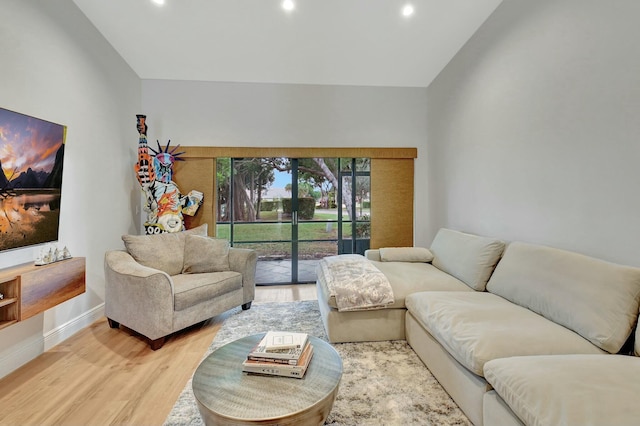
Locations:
0;293;4;300
134;114;203;235
35;243;72;266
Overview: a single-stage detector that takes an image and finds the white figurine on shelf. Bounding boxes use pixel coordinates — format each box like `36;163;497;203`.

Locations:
35;244;72;265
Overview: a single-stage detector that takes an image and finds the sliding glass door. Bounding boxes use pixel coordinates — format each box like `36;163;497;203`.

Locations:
216;157;370;285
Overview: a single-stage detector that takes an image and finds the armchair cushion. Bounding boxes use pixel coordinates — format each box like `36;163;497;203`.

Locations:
182;235;230;274
172;272;242;311
121;224;208;276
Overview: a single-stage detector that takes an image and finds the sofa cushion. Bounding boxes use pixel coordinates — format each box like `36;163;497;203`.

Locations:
172;271;242;311
379;247;434;263
405;291;604;376
484;354;640;426
486;242;640;353
430;228;505;291
373;261;473;308
122;224;208;276
182;235;230;274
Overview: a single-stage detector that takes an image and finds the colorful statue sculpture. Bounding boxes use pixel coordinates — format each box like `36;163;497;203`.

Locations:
135;115;155;188
135;115;203;234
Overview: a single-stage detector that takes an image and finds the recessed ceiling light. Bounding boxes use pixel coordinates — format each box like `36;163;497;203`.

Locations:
151;0;165;6
402;4;415;17
282;0;295;12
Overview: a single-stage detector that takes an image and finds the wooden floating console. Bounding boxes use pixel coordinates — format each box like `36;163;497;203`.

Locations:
0;257;86;330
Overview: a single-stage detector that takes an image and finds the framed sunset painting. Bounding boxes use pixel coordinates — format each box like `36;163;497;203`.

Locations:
0;107;66;252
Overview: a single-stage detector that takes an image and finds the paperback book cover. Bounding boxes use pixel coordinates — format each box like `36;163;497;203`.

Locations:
248;332;309;361
263;331;308;351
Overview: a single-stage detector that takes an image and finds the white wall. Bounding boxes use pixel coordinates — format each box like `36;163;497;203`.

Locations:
141;79;429;237
142;80;428;147
0;0;140;377
424;0;640;267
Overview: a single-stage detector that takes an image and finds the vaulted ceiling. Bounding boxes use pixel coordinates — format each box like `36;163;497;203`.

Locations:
73;0;502;87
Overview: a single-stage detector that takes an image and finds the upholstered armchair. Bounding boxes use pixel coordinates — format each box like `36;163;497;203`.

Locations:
104;224;257;350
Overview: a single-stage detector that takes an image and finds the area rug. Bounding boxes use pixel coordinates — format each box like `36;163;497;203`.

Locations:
164;301;471;426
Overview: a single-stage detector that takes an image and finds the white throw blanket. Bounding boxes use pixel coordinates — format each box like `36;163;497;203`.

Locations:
318;254;395;312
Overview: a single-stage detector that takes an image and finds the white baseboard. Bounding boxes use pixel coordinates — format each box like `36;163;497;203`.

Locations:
0;333;44;380
0;304;105;379
44;303;105;351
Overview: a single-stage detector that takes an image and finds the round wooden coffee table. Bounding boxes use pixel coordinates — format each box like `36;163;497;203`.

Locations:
192;333;342;426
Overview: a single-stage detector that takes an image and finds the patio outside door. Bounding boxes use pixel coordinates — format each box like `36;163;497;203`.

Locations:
216;157;370;285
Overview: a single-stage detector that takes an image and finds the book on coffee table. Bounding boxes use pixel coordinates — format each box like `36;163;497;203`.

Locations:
247;331;309;363
243;342;314;378
263;331;308;351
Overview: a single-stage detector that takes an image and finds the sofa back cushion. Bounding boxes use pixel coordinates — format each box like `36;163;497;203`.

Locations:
122;224;208;276
487;241;640;353
430;228;506;291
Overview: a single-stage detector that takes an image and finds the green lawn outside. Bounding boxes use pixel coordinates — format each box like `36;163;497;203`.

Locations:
217;222;345;242
257;211;351;221
215;209;370;259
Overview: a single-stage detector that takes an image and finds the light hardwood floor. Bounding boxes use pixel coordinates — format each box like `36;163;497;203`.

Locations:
0;284;317;426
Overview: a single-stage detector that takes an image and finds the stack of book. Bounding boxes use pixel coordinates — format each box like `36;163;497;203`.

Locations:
242;331;313;379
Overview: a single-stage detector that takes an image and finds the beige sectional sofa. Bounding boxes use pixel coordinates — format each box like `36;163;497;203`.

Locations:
315;228;640;426
316;228;505;343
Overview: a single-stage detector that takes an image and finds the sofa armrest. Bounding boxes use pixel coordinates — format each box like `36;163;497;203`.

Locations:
364;249;381;262
104;250;175;339
228;248;258;303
